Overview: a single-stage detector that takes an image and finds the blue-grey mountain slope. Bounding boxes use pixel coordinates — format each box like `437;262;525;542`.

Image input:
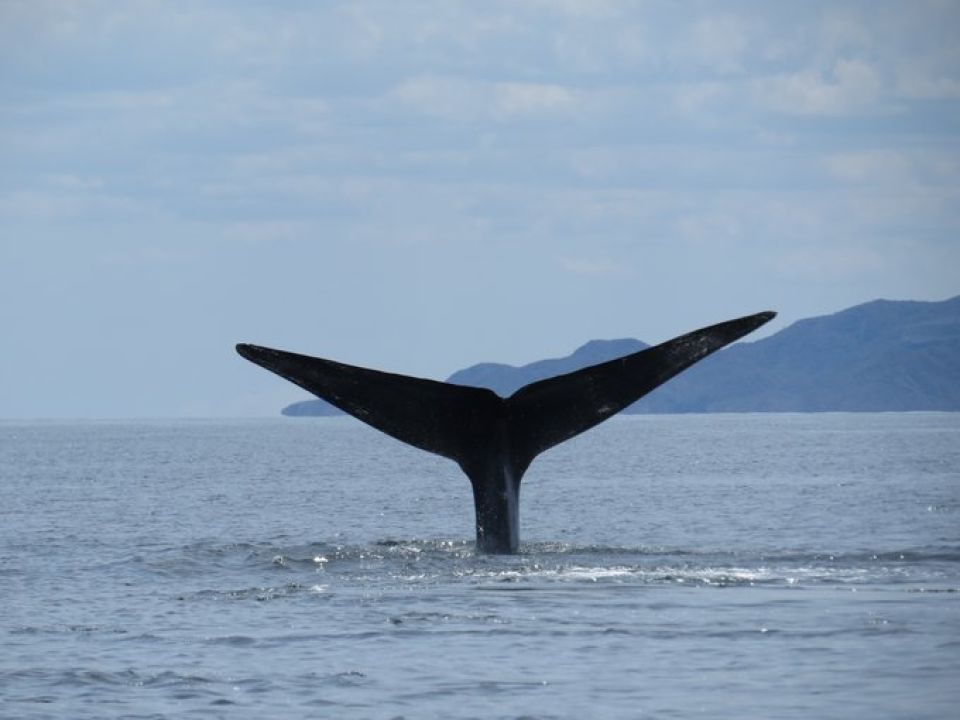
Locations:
637;295;960;413
281;295;959;415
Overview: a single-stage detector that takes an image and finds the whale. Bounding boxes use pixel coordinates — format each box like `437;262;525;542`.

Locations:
237;310;775;553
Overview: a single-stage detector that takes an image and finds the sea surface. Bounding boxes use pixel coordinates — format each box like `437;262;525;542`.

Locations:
1;413;958;719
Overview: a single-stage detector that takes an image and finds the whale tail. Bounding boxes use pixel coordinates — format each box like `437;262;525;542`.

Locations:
237;310;775;552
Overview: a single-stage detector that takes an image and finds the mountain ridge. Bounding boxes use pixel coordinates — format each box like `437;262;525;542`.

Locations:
281;295;960;416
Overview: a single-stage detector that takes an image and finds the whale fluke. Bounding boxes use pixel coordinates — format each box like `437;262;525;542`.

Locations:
237;310;775;553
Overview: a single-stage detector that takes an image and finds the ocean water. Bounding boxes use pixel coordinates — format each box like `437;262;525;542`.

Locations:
1;413;958;719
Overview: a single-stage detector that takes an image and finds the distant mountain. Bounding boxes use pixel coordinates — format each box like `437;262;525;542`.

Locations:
281;295;960;416
282;398;344;416
637;295;960;412
446;337;649;397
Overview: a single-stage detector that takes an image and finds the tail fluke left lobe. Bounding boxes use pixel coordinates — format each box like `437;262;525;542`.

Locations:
236;343;502;463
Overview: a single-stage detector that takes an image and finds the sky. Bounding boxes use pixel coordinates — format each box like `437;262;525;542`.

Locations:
1;0;958;418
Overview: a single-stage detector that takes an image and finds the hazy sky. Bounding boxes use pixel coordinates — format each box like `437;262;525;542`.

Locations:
2;1;958;417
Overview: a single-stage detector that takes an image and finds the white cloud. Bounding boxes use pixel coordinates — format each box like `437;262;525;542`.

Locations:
820;8;874;56
688;15;752;75
387;75;577;120
494;82;576;115
0;188;143;221
774;246;886;281
219;220;310;246
99;244;202;268
895;66;960;100
674;211;745;246
557;255;629;277
755;58;882;115
824;148;960;194
672;81;731;115
531;0;619;18
824;150;911;184
388;75;484;118
43;174;104;191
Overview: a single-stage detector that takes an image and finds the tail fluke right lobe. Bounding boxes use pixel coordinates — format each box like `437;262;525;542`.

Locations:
505;311;776;466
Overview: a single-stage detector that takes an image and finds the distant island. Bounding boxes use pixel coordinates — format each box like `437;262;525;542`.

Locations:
282;295;960;415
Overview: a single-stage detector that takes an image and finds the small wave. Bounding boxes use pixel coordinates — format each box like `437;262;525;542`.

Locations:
1;667;216;690
9;624;130;637
743;545;960;565
202;635;258;647
331;670;368;687
177;581;320;603
387;610;508;626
